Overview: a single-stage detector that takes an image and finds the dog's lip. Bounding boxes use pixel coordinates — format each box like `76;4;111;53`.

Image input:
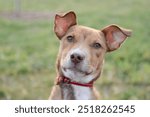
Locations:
63;67;93;76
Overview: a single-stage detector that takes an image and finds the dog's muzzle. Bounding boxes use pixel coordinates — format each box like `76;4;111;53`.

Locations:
70;53;85;64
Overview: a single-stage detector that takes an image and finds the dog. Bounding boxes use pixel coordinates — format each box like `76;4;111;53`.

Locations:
49;11;132;100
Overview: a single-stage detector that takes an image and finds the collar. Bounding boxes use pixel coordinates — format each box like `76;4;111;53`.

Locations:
56;76;93;88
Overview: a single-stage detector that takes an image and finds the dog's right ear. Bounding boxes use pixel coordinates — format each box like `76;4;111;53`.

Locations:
54;11;77;39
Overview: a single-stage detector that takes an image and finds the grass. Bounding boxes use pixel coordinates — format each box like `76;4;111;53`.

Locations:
0;0;150;99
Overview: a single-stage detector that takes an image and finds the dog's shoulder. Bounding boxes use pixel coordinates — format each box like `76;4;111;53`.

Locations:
49;85;62;100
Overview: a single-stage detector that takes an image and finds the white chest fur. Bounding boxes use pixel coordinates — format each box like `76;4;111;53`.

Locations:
72;85;92;100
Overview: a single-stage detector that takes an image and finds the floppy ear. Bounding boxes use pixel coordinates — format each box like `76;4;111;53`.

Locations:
54;11;77;39
101;24;132;52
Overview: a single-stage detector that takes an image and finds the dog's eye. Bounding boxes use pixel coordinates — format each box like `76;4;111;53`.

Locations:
93;43;101;49
67;36;74;42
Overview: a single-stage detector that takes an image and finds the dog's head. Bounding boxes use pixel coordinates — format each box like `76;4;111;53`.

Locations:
54;11;132;83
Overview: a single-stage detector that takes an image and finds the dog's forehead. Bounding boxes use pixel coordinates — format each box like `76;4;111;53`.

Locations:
69;25;101;36
66;25;107;48
67;25;105;40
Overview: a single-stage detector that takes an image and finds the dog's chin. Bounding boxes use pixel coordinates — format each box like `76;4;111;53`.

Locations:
62;67;93;76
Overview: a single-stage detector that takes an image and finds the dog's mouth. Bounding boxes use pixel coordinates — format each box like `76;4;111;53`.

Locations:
63;67;93;76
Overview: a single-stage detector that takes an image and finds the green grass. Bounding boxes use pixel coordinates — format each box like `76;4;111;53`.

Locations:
0;0;150;99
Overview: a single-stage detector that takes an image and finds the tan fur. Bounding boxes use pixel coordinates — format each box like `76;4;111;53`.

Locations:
49;85;62;99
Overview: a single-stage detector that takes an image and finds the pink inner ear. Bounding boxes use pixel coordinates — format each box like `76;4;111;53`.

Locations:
106;31;127;51
102;25;131;51
112;31;126;43
55;19;68;38
54;11;77;39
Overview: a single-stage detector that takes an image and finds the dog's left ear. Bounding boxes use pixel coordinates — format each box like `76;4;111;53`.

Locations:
102;24;132;52
54;11;77;39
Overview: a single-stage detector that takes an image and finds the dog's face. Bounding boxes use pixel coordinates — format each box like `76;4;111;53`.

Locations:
54;11;131;83
58;26;107;83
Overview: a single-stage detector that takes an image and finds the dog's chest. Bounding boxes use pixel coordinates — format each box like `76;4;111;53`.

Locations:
72;85;92;100
61;84;92;100
61;84;75;100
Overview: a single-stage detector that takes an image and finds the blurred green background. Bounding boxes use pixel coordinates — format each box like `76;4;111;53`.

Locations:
0;0;150;99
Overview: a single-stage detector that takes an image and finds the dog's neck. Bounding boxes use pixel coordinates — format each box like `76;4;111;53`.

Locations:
57;75;95;100
60;82;94;100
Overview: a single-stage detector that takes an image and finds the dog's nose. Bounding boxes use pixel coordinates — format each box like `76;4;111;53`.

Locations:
70;53;84;64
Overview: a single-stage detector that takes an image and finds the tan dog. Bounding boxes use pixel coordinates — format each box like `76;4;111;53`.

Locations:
49;11;132;100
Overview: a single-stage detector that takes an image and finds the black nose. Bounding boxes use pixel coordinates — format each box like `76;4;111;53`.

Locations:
70;53;84;64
